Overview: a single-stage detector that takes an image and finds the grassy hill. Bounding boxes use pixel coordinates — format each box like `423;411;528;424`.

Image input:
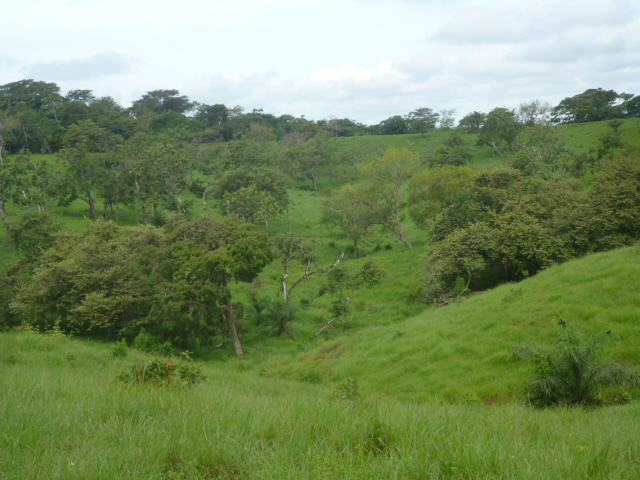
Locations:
285;245;640;403
2;245;640;478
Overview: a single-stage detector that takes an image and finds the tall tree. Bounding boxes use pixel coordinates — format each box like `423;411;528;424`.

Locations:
552;88;623;124
457;111;486;133
406;108;439;136
161;217;273;354
129;89;194;117
478;108;523;155
321;184;376;257
353;148;420;248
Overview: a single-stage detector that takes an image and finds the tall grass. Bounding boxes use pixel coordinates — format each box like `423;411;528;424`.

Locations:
1;330;639;479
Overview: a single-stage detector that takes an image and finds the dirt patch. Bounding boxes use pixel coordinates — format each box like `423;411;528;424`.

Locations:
300;343;342;363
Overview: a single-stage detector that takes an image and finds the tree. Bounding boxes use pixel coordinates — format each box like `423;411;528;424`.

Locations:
513;324;640;407
0;112;20;161
354;148;419;248
223;184;283;229
11;221;162;337
321;184;376;257
298;130;337;190
517;99;551;126
552;88;623;124
315;261;386;335
578;147;640;251
438;108;456;130
7;210;62;261
55;120;124;219
427;144;473;168
129;89;194;117
478;108;523;155
377;115;408;135
457;111;486;133
121;131;195;223
159;217;273;354
408;165;478;231
406;108;439;136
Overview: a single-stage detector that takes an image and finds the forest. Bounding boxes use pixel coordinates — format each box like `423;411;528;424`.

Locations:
1;79;640;478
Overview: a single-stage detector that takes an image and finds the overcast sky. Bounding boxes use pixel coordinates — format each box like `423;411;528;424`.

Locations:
2;0;639;125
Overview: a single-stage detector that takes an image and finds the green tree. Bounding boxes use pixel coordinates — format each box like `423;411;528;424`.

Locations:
437;108;456;130
406;108;439;136
11;221;162;336
160;217;273;354
408;165;478;232
457;111;486;133
552;88;624;124
315;261;386;335
129;89;194;117
354;148;421;248
7;211;62;261
55;120;124;219
513;324;640;407
517;99;551;126
376;115;408;135
478;108;523;155
321;184;376;257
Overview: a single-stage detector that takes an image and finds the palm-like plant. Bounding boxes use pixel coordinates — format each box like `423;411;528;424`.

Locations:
513;323;640;407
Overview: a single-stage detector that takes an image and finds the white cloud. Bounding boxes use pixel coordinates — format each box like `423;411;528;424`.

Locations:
23;52;137;81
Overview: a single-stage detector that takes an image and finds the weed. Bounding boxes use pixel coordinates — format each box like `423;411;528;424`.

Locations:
118;357;204;386
298;370;323;384
331;377;361;401
110;339;128;359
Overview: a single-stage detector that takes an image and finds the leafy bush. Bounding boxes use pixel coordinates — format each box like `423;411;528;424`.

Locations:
118;357;204;386
330;377;361;401
512;323;640;407
110;339;128;359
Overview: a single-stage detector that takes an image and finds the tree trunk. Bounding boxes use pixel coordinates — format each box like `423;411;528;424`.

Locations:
0;201;11;238
86;191;98;219
226;302;244;355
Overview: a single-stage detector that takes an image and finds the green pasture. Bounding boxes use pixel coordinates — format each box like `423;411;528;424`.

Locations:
1;330;639;479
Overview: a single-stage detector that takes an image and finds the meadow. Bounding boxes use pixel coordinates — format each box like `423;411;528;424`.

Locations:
1;327;639;479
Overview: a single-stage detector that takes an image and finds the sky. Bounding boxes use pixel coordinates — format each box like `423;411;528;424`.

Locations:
2;0;639;125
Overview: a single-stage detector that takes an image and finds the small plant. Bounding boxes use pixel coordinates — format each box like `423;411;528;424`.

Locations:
110;339;128;359
512;322;640;407
118;357;204;386
331;377;361;401
298;370;323;384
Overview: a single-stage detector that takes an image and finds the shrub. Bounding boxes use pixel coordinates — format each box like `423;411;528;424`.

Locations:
330;377;361;401
118;357;204;386
512;322;640;407
110;339;128;359
298;370;323;384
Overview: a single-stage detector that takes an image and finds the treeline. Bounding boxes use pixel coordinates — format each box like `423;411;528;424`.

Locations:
1;80;639;158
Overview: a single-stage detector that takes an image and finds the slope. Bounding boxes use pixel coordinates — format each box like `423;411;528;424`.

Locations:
288;245;640;404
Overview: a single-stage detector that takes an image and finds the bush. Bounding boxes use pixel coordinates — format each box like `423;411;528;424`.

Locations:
512;323;640;407
118;357;204;386
110;339;128;359
298;370;323;384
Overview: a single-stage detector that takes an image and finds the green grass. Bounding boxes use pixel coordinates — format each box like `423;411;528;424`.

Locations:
1;330;639;479
290;246;640;404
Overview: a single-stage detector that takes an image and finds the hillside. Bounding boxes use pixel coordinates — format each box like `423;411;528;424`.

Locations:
258;245;640;403
1;246;640;477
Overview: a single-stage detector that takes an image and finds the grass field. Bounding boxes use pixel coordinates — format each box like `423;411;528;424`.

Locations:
1;329;639;479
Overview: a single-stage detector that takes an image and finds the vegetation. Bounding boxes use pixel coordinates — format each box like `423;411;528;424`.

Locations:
513;323;640;407
2;78;640;477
